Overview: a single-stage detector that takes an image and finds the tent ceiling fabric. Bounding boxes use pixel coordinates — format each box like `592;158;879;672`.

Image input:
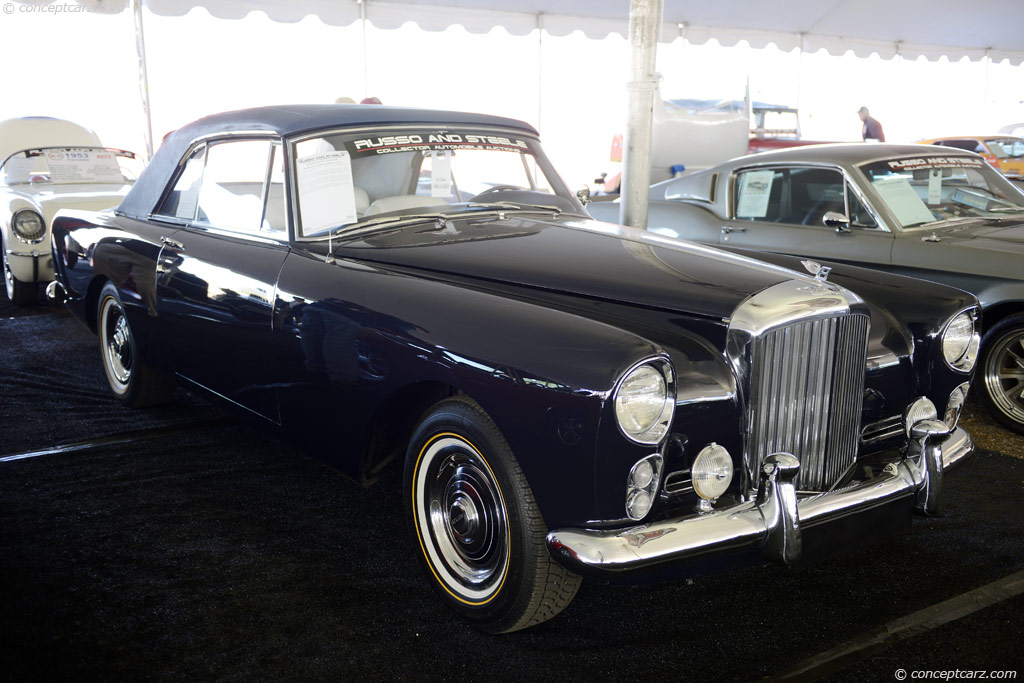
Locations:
143;0;1024;64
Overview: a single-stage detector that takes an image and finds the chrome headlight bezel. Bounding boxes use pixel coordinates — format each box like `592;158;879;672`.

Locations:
613;358;676;445
941;309;980;373
11;209;46;244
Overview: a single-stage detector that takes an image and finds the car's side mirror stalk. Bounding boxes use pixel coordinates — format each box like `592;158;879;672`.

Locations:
576;187;591;206
823;211;852;233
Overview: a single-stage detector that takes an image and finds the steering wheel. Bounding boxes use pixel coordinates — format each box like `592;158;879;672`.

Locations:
470;184;523;201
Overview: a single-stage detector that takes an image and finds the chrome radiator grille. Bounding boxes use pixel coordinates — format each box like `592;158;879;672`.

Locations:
747;314;869;492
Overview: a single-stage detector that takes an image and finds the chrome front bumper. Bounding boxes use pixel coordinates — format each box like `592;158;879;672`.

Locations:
547;423;973;579
5;249;53;284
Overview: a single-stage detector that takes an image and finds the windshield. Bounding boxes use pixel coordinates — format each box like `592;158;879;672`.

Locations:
1;147;141;186
986;138;1024;160
291;127;581;239
858;155;1024;229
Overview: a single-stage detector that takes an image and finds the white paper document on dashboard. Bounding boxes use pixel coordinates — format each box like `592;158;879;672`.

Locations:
296;150;358;233
46;149;124;184
871;176;936;226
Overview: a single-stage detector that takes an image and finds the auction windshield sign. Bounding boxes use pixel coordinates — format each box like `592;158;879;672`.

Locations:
348;130;530;156
885;156;985;171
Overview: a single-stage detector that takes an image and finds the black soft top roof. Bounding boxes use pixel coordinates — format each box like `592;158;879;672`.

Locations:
119;104;538;218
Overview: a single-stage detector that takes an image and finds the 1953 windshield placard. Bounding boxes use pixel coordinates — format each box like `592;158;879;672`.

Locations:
347;131;530;156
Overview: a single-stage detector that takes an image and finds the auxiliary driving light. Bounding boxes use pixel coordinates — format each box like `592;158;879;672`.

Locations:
904;397;938;437
944;383;970;429
692;443;733;501
625;454;662;521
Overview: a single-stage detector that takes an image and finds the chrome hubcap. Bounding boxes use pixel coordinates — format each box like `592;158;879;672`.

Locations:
101;298;132;388
985;330;1024;424
415;435;508;601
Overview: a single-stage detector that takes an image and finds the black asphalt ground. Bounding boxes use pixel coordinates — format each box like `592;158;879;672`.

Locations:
2;290;1023;682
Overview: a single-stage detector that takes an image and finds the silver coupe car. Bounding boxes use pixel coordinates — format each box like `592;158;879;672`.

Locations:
588;143;1024;434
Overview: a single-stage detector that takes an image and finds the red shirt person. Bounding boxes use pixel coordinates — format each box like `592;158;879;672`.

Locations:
858;106;885;142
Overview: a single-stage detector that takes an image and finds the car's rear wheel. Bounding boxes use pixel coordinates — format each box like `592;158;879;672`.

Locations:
404;396;581;633
980;314;1024;435
97;281;175;407
1;235;37;306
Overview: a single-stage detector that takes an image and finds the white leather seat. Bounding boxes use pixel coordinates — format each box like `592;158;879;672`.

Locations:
353;187;370;214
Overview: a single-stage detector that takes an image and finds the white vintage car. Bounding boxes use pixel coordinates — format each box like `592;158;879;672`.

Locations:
1;117;141;305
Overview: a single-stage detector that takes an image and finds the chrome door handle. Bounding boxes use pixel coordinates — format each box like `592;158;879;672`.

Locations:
721;225;746;234
160;236;185;250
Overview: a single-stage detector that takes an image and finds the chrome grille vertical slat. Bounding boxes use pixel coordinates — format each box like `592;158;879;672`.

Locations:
746;313;869;492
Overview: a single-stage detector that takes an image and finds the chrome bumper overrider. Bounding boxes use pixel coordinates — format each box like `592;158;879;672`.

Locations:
547;423;973;579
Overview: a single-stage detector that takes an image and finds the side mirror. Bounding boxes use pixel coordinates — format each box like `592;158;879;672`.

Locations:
823;211;851;233
576;187;591;206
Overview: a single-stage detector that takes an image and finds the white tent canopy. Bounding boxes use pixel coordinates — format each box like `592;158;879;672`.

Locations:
142;0;1024;64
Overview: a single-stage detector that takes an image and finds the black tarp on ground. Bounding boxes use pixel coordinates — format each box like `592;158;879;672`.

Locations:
2;291;1023;681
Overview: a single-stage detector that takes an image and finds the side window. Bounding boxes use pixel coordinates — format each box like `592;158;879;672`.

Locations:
787;167;845;226
262;144;287;233
735;168;785;221
156;146;205;220
735;167;845;226
847;185;878;229
196;139;272;232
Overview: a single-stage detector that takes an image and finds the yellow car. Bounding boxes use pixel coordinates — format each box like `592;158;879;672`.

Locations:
919;135;1024;179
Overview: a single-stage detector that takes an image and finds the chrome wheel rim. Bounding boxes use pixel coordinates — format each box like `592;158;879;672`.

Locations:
413;434;509;604
100;295;132;393
984;328;1024;426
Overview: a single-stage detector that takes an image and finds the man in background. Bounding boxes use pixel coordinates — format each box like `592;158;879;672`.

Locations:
858;106;885;142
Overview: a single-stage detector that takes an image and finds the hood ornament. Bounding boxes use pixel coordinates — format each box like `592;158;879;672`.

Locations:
801;259;832;282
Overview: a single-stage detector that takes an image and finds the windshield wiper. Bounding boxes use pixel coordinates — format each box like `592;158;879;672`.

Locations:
328;212;447;240
465;201;564;216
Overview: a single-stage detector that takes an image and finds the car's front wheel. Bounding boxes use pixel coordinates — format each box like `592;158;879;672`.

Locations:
404;396;581;632
980;314;1024;435
97;281;175;407
1;235;37;306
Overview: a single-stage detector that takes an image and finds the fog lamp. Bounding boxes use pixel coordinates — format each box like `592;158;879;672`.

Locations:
692;443;733;501
944;383;970;429
904;397;938;437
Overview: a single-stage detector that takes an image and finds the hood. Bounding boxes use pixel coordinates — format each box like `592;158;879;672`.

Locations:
919;216;1024;254
5;183;133;226
336;215;812;320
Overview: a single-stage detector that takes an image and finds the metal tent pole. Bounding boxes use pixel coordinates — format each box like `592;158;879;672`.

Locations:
131;0;154;160
619;0;663;230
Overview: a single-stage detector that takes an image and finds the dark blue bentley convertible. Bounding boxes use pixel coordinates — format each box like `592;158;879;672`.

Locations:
49;105;978;631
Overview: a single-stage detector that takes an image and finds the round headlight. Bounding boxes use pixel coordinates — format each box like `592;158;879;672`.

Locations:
614;362;674;444
904;396;938;437
692;443;734;501
942;312;979;371
12;210;45;243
